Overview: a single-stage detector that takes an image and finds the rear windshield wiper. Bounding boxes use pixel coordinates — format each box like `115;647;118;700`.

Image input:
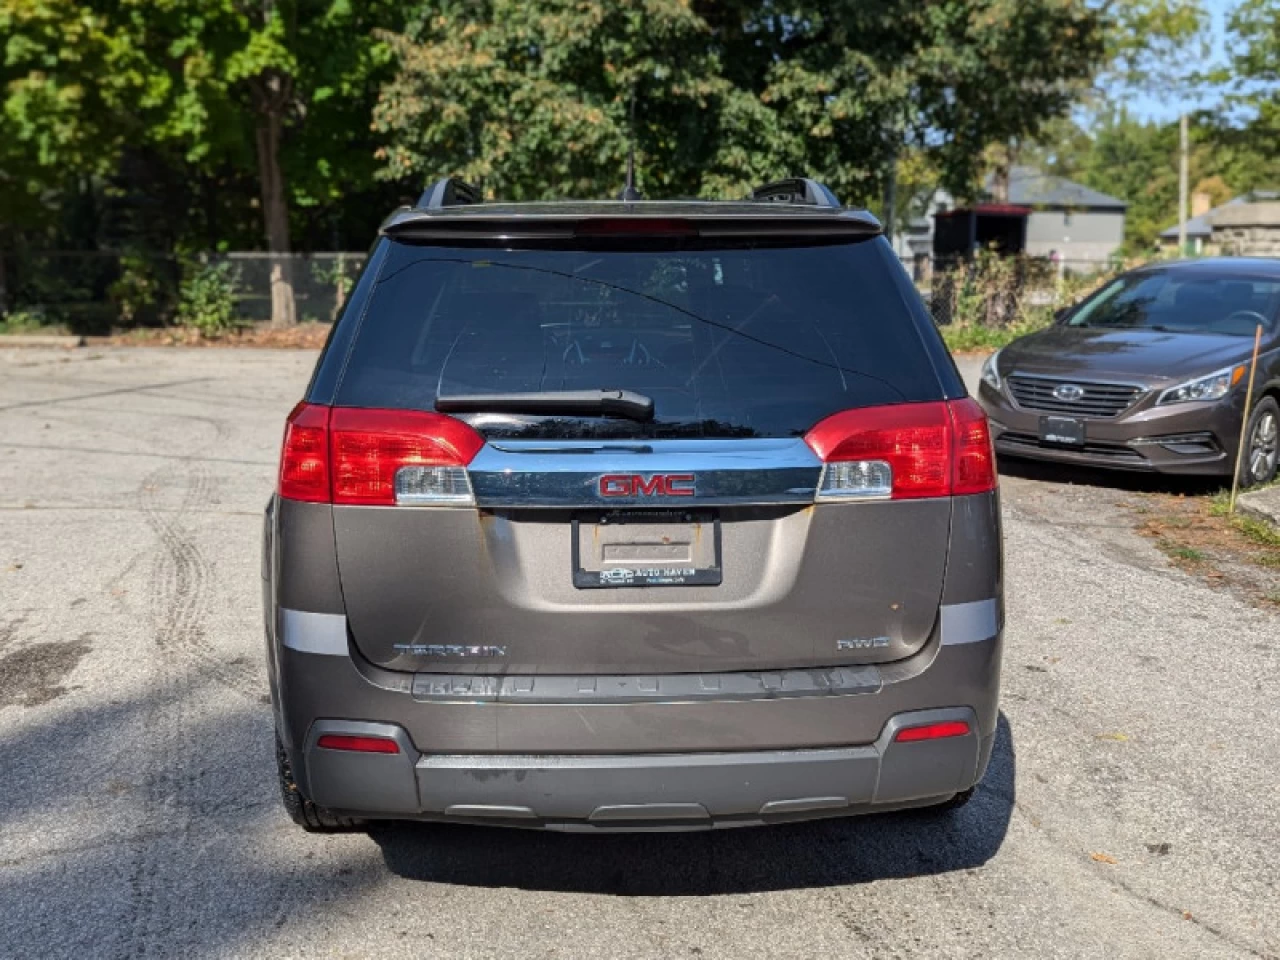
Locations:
435;389;655;421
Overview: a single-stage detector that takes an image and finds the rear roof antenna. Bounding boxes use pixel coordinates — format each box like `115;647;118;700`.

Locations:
617;90;643;201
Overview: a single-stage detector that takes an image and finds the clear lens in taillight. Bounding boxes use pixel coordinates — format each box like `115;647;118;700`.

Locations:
394;466;474;505
804;399;996;501
816;460;894;500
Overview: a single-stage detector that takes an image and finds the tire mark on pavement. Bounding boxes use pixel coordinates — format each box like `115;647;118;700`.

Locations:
140;463;257;698
0;377;215;412
124;455;259;958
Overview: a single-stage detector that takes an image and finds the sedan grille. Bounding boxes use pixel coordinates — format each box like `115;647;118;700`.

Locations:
1006;376;1143;419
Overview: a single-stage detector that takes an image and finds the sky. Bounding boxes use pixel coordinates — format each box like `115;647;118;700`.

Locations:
1112;0;1234;122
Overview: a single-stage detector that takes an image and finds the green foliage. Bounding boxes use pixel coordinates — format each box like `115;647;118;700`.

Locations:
1223;0;1280;148
108;254;174;326
373;0;1107;206
0;308;54;334
936;250;1121;351
0;0;1268;305
1034;108;1280;252
309;253;361;321
0;0;406;246
1102;0;1209;93
940;317;1053;353
176;259;243;337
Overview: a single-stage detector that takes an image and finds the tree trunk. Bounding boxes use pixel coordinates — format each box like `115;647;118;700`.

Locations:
0;239;8;315
989;153;1010;204
255;103;296;327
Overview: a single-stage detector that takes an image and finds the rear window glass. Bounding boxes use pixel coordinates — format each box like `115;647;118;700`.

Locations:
335;238;942;439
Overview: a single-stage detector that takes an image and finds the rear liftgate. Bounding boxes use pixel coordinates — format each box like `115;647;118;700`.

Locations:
281;398;993;677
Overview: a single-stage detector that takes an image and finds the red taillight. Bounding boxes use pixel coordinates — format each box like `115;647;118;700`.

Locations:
948;398;996;495
894;720;971;743
329;408;484;505
277;404;484;505
279;402;331;503
316;734;401;754
804;399;996;500
573;218;698;237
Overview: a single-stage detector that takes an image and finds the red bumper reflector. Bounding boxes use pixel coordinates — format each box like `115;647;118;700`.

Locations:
893;720;971;743
316;734;401;754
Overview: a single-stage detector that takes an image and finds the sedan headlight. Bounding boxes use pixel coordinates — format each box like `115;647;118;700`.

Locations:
1156;365;1245;405
980;349;1002;391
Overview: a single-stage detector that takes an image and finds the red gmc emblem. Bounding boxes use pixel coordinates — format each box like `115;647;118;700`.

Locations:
598;473;696;497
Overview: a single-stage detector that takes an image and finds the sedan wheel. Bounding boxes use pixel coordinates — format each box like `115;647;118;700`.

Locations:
1242;398;1279;487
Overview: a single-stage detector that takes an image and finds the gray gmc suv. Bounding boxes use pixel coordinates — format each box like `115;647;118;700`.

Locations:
263;177;1004;832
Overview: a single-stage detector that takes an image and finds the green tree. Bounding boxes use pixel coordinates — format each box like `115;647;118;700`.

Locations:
1;1;405;324
374;0;726;200
1224;0;1280;144
374;0;1108;207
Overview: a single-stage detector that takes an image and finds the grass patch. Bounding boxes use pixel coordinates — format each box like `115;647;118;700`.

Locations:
0;311;69;336
1207;487;1280;548
1234;513;1280;549
941;318;1050;353
1164;544;1206;563
1130;488;1280;607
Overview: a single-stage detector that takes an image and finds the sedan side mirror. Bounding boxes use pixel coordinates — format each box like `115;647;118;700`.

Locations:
1053;307;1071;324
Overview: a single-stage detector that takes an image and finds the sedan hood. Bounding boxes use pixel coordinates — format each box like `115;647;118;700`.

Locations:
1001;326;1252;384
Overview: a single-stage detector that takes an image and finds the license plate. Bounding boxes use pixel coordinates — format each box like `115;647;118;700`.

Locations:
572;511;722;589
1039;415;1085;447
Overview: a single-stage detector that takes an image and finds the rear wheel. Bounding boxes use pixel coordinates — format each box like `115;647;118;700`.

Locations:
275;733;361;832
1239;397;1279;488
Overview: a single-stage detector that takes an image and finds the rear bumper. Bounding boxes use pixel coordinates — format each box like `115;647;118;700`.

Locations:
298;708;990;831
271;600;1002;829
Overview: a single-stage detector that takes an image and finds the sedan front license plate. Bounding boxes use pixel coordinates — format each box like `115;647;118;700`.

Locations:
1039;415;1085;447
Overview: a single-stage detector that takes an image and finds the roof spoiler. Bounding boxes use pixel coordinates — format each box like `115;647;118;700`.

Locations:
417;177;483;209
749;178;841;209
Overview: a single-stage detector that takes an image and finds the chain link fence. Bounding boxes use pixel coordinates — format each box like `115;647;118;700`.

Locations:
899;253;1122;327
0;250;368;332
212;253;368;325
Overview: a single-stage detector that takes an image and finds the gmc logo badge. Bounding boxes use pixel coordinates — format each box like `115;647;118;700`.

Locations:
598;474;695;497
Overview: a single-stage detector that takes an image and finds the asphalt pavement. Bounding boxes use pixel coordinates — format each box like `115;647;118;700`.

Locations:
0;346;1276;960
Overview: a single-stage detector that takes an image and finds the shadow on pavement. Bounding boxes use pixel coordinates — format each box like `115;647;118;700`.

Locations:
0;681;380;959
371;712;1015;895
997;454;1224;496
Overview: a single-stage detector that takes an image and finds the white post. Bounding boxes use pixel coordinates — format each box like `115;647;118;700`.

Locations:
1178;114;1189;256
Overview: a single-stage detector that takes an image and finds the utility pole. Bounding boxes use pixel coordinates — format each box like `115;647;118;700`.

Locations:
1178;113;1189;256
883;151;897;245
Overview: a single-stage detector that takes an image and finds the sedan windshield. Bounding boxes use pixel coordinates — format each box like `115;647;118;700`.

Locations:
1068;271;1280;336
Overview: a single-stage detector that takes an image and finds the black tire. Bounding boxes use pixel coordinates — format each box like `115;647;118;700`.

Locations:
275;734;361;832
1238;396;1280;489
931;786;975;812
906;786;976;817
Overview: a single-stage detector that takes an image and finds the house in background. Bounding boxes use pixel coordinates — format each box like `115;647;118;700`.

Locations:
894;166;1127;270
1158;190;1280;255
997;167;1127;264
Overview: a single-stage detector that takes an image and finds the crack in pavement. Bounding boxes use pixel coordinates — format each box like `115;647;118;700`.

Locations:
0;440;273;468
